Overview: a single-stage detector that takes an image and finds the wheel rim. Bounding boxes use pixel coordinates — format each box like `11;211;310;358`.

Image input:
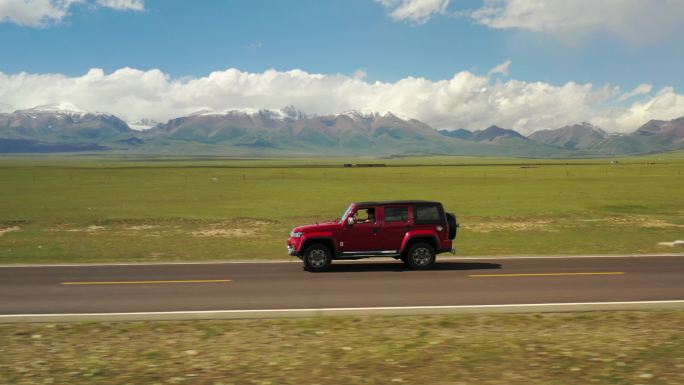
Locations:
411;247;432;266
308;249;327;268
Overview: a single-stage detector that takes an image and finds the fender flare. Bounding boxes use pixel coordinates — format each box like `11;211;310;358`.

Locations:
400;231;440;254
299;233;339;255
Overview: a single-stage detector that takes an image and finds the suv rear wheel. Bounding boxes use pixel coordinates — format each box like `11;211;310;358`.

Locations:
303;243;332;272
406;242;436;270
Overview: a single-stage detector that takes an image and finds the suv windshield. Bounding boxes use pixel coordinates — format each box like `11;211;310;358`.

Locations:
340;204;353;223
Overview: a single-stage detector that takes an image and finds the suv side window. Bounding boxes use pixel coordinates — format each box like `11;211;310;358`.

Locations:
354;208;376;224
384;206;409;222
414;204;442;224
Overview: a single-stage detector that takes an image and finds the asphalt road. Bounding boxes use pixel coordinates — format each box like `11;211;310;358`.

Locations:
1;255;683;316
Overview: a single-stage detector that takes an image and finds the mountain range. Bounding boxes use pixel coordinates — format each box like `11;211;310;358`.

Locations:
1;103;683;157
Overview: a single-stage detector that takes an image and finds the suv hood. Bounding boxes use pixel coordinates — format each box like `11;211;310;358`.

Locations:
292;221;339;233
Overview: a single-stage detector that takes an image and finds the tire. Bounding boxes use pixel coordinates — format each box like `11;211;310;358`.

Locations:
302;243;332;272
406;242;436;270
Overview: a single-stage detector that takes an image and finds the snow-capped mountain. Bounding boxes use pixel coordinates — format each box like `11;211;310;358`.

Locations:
528;122;608;150
635;117;684;142
151;107;443;150
16;103;119;120
1;103;683;156
0;102;134;142
189;106;308;121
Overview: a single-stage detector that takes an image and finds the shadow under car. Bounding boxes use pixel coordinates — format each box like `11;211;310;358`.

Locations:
316;261;502;273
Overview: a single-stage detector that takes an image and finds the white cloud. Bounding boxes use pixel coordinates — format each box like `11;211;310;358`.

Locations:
0;0;80;27
594;87;684;131
487;60;511;76
376;0;451;23
470;0;684;44
97;0;143;11
618;84;653;102
1;67;683;134
0;0;143;27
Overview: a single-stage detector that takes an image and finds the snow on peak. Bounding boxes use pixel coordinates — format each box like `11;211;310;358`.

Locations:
16;102;118;118
30;102;85;114
578;122;608;137
338;110;411;122
190;107;308;121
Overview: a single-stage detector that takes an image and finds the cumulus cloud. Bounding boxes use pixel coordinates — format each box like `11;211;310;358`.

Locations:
376;0;451;23
470;0;684;44
1;66;683;134
0;0;143;27
0;0;79;27
594;87;684;131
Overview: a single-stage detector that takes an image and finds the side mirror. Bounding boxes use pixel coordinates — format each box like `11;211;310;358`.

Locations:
347;216;355;226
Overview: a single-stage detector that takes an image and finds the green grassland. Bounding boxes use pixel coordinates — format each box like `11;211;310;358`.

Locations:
1;311;683;385
1;153;684;264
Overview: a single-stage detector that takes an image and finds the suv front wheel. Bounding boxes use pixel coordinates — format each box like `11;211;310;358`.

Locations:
303;243;332;272
406;242;436;270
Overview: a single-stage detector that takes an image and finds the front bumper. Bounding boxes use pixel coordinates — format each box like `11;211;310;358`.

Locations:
287;236;303;257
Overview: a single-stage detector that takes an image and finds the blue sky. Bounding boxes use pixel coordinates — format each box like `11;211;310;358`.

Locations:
1;0;684;133
2;0;682;90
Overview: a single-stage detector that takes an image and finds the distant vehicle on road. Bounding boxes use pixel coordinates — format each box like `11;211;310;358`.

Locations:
287;200;458;272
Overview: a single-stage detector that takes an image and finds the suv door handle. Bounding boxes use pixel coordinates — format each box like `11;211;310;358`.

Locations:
373;227;380;233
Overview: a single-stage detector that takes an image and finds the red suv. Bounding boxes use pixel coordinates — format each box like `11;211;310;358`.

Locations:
287;200;458;271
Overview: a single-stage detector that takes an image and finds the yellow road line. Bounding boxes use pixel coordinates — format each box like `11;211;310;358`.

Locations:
61;279;232;285
469;272;625;278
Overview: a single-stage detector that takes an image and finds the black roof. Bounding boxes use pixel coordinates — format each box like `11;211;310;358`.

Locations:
354;200;442;207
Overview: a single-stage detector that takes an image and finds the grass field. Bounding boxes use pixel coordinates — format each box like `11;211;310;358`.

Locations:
1;311;683;385
1;153;684;264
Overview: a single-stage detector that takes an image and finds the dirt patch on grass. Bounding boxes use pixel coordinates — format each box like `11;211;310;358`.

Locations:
45;218;278;239
191;218;276;238
49;223;165;237
62;225;105;233
466;215;684;233
123;225;160;231
467;220;558;233
658;240;684;247
582;216;684;228
0;226;20;236
191;228;255;237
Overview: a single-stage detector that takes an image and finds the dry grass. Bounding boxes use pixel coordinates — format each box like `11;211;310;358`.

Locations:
1;311;683;385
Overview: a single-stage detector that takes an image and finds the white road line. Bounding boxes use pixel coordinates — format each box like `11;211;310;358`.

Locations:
0;253;682;268
1;300;683;323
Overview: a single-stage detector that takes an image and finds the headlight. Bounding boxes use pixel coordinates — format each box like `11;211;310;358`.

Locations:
290;231;304;238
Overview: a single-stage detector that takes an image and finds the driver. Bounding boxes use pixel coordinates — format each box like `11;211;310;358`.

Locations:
356;208;375;223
